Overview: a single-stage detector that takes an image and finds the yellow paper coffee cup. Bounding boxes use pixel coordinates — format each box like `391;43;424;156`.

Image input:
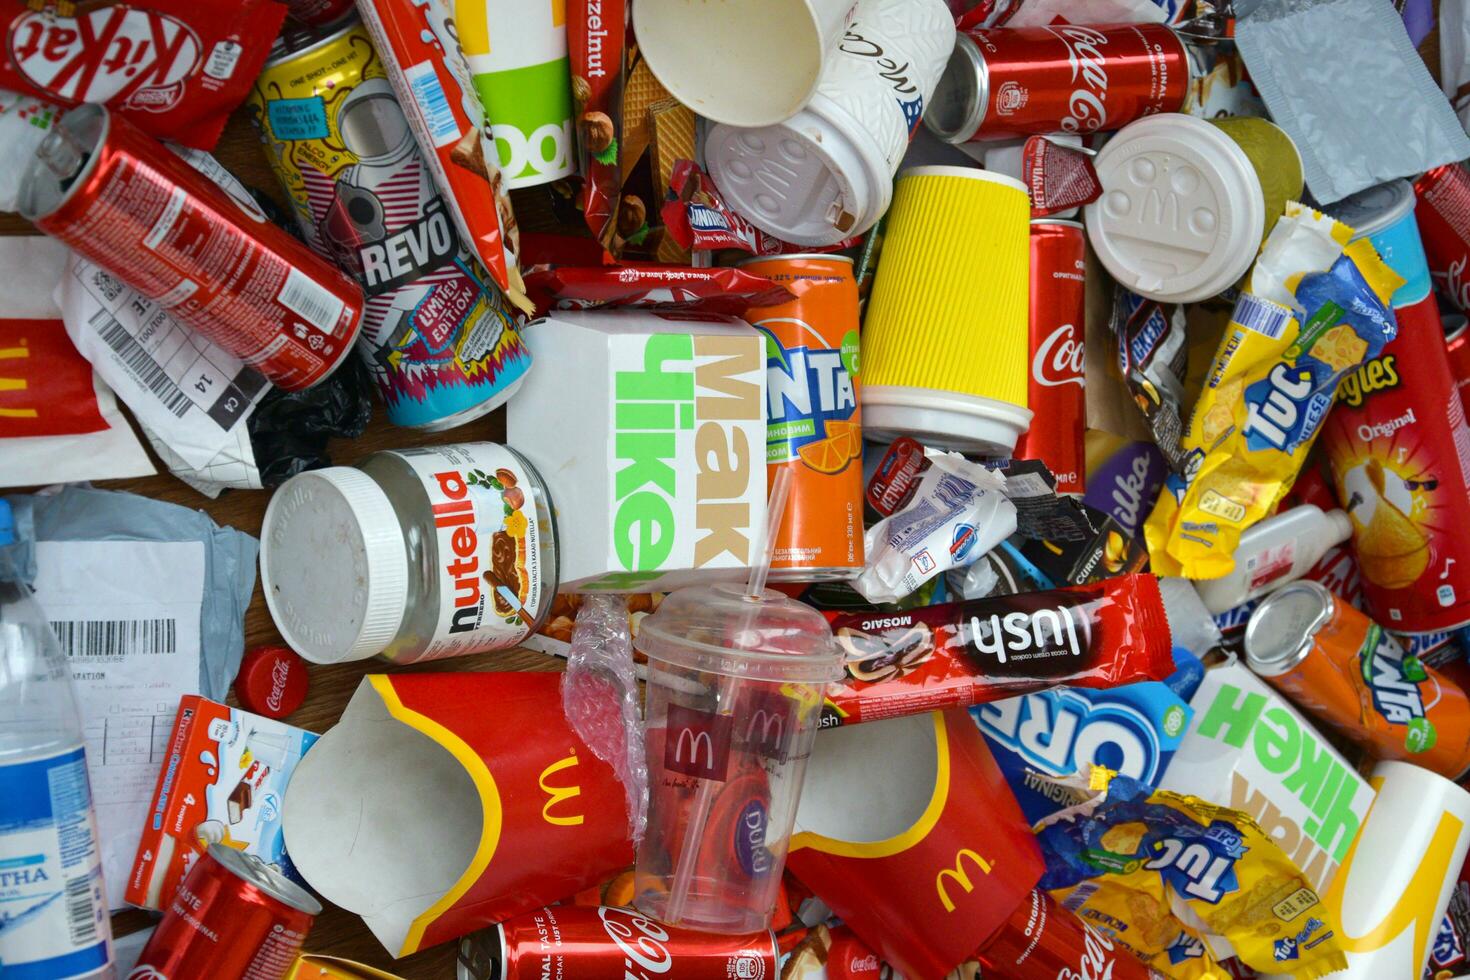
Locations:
862;166;1032;455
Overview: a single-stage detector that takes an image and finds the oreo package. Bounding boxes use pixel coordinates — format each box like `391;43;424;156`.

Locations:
972;648;1202;824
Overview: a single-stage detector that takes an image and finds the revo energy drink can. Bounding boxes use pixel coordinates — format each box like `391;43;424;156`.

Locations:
18;103;362;391
1322;180;1470;633
1014;219;1086;493
248;19;532;429
743;255;864;582
1244;580;1470;780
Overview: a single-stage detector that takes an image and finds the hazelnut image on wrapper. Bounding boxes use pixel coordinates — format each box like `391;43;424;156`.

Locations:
581;109;616;163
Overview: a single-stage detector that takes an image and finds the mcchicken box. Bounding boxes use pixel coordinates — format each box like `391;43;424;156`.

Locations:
1158;663;1375;894
508;310;768;592
126;697;318;910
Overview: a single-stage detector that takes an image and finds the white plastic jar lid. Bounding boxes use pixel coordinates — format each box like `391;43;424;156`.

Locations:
1085;114;1266;304
260;467;409;664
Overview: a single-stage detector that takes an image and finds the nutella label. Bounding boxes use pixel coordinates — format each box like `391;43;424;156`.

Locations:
397;443;545;660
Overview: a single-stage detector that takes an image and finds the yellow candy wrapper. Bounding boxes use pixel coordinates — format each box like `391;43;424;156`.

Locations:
1034;769;1349;979
1145;203;1403;580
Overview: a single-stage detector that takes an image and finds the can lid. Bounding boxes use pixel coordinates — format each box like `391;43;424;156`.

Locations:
260;468;408;664
1243;581;1333;677
925;33;987;143
234;645;310;719
1322;179;1416;241
1085;114;1265;304
206;843;322;915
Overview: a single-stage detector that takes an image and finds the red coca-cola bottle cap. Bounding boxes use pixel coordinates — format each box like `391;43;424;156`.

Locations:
234;645;309;719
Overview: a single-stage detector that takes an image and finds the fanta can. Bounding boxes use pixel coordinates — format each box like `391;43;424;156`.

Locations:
1244;579;1470;779
742;255;864;581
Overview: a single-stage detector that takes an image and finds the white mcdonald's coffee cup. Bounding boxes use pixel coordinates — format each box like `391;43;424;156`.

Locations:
635;0;857;127
1263;760;1470;979
703;0;955;247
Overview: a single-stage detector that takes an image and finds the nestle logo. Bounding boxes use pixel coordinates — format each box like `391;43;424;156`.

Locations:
664;702;731;781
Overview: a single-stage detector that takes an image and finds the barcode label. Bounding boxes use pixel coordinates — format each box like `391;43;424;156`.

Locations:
406;61;459;147
92;311;192;418
278;267;344;333
65;874;98;946
51;619;177;657
1234;293;1291;339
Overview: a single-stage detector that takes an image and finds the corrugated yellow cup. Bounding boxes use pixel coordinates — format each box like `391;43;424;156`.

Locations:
862;165;1032;455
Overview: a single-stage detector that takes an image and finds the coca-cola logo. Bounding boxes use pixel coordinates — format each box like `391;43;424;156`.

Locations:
1033;322;1085;387
1046;25;1110;134
599;906;675;978
128;968;168;980
1058;921;1118;980
9;7;201;110
265;659;291;713
1442;255;1470;313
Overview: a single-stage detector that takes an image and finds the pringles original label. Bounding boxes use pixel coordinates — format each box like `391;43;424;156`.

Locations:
1158;664;1373;894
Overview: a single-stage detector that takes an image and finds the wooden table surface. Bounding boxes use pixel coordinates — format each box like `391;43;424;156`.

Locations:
5;104;551;979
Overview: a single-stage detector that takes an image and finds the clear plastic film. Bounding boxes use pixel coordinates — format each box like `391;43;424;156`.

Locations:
562;594;648;843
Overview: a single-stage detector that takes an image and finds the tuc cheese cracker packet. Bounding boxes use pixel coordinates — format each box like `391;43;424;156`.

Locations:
1145;204;1402;580
1035;769;1349;979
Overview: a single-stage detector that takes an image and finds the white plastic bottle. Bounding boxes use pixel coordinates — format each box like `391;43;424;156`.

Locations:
0;500;114;979
1195;504;1354;615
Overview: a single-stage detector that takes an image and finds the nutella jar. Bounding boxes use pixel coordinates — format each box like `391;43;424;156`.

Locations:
260;443;556;665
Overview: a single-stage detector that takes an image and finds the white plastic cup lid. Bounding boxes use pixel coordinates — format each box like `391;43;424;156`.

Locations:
1085;114;1265;304
260;468;409;664
706;113;889;247
634;0;842;127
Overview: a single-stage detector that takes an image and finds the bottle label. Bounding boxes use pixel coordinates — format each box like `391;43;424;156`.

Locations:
395;443;546;661
1246;540;1297;592
0;745;111;979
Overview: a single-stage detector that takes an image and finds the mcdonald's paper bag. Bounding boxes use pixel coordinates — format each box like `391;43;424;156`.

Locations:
785;710;1044;980
281;673;634;957
1263;760;1470;979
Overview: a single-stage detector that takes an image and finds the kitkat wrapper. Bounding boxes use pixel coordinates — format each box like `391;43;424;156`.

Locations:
1037;770;1349;979
1145;204;1402;580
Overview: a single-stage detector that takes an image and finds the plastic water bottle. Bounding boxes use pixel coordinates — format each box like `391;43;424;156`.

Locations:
0;500;114;979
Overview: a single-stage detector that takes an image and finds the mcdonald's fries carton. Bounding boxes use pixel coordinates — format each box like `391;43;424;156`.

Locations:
287;955;408;979
280;673;633;958
784;709;1044;980
125;696;319;910
507;311;768;592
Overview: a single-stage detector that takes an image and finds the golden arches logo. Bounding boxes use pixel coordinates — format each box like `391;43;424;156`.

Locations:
538;752;584;827
935;848;994;913
0;339;36;419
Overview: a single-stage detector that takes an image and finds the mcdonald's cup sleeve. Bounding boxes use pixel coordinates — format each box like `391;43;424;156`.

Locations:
1035;770;1349;979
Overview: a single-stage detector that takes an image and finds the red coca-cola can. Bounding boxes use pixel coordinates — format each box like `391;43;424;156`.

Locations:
457;904;780;980
977;889;1167;978
926;23;1192;143
132;843;320;980
1447;314;1470;417
1415;163;1470;313
18;103;363;391
1014;219;1086;494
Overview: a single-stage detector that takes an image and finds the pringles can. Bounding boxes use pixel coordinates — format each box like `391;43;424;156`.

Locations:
133;844;321;980
1014;219;1086;493
1321;179;1470;633
1415;161;1470;313
926;23;1191;143
247;19;532;429
456;0;575;188
18;103;362;391
741;254;863;582
1243;580;1470;780
456;904;779;980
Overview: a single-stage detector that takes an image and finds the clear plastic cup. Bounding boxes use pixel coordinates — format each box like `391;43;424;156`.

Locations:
633;582;843;934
